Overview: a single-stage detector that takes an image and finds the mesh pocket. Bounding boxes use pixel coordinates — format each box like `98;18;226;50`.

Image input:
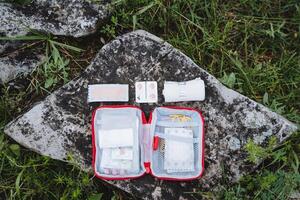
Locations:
150;107;203;179
151;127;201;177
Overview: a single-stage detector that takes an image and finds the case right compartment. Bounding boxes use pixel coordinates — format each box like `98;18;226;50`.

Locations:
149;107;205;180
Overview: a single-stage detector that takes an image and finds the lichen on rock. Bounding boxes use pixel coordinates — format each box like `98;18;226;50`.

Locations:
0;41;44;84
0;0;111;37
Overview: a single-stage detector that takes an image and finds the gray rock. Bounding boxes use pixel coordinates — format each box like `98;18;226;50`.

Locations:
0;0;110;84
0;0;111;37
4;30;297;199
0;41;21;54
0;41;44;84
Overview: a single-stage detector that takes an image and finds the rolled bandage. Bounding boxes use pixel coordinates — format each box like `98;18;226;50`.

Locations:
163;78;205;102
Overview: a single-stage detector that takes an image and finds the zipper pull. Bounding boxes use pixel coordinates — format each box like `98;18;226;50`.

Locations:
153;136;159;150
144;162;151;174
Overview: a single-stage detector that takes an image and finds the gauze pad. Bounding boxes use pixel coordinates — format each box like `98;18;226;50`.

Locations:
163;78;205;102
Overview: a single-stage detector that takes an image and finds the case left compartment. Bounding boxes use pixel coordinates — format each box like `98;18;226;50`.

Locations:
92;105;146;180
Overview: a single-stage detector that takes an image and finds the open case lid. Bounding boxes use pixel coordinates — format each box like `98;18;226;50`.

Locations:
92;105;205;181
92;105;147;180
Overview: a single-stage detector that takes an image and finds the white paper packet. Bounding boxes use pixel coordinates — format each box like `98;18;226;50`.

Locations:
98;128;133;148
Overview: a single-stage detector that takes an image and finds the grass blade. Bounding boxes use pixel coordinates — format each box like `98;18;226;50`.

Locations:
0;35;48;41
15;169;24;197
50;40;83;52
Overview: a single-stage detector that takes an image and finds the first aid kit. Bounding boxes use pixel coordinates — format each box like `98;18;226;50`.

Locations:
92;105;205;180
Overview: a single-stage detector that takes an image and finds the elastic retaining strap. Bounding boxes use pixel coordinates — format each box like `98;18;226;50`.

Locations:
156;121;199;127
155;132;199;143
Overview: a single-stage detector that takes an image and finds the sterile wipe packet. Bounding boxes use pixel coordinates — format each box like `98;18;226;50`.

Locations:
111;147;133;160
100;149;132;170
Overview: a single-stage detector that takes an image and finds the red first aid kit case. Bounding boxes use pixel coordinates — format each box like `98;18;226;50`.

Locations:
92;105;205;181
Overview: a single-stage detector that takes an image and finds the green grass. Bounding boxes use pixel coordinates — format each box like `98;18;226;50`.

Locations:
1;0;300;199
